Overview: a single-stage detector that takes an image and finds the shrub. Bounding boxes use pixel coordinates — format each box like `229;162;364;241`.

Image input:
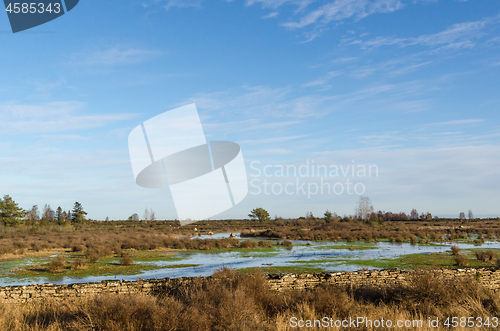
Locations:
451;245;461;255
85;250;100;263
476;250;496;262
257;240;272;248
71;258;87;270
121;253;133;266
455;254;468;267
113;245;123;256
240;240;257;249
71;245;84;252
47;256;65;273
99;246;113;257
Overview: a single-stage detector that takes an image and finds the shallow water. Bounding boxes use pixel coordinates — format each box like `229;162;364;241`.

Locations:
1;234;499;287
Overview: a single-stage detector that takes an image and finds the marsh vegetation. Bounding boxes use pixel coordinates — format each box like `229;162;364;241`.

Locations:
1;268;500;330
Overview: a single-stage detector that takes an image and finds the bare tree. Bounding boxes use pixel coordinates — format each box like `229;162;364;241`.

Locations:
42;204;55;221
410;209;419;220
149;208;155;221
26;205;40;221
468;210;473;220
105;216;109;222
143;208;149;221
459;212;466;220
355;196;374;222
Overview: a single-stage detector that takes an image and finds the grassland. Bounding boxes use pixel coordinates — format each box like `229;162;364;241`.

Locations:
1;218;500;281
1;267;500;330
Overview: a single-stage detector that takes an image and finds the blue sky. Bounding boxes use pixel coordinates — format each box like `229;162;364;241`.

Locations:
1;0;499;220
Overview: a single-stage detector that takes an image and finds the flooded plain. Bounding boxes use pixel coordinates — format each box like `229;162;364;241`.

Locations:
2;233;500;287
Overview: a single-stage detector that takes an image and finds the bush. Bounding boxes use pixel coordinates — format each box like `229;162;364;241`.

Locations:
47;256;65;273
276;240;293;249
240;240;257;249
71;258;87;270
476;250;496;262
257;240;272;248
120;253;133;266
455;254;468;267
451;245;461;255
85;250;100;263
71;245;84;252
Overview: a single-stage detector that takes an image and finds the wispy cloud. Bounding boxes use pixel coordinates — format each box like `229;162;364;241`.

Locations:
247;148;292;155
262;11;279;18
240;135;308;144
245;0;314;10
283;0;402;29
164;0;203;10
71;46;163;67
353;15;499;49
302;70;342;87
0;102;136;134
422;119;485;128
28;78;70;99
182;85;332;119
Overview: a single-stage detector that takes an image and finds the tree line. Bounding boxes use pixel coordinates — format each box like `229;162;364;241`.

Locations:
0;195;87;226
249;196;479;224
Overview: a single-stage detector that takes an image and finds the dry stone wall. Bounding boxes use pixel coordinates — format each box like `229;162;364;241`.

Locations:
267;268;500;291
1;268;500;303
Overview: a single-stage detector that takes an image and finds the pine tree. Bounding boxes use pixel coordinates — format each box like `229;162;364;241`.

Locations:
0;195;25;226
71;202;87;223
56;206;63;221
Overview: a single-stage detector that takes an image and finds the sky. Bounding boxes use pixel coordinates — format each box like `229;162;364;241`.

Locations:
1;0;499;220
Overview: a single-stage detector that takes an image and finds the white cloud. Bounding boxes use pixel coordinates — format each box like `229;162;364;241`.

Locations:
71;46;163;66
164;0;203;10
0;102;136;134
247;148;292;155
302;70;342;87
355;16;499;49
283;0;402;29
182;85;331;119
262;11;279;18
422;119;485;128
240;135;308;144
246;0;314;10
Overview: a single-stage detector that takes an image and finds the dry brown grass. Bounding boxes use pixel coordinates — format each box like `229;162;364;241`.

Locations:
0;219;499;261
0;268;499;330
